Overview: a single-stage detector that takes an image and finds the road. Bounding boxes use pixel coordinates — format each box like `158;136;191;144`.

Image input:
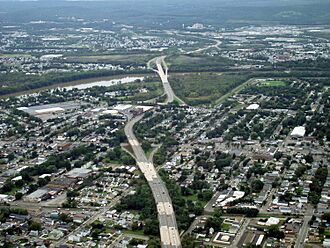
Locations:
183;215;208;236
163;30;221;55
260;188;276;214
54;189;130;246
155;56;174;103
231;218;250;248
125;115;181;248
150;56;185;105
295;206;314;248
186;39;221;55
109;233;149;248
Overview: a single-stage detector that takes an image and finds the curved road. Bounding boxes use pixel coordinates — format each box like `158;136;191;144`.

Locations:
149;56;185;105
125;115;181;248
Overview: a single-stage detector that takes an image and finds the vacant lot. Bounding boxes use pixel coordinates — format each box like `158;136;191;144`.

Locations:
170;72;248;106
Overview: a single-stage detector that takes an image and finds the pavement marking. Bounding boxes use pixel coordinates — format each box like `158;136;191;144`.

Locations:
164;202;174;215
169;227;181;247
160;226;171;246
157;203;166;215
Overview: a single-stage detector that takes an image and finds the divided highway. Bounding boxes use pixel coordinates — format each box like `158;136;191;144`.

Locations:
124;115;181;248
155;56;174;103
151;56;185;105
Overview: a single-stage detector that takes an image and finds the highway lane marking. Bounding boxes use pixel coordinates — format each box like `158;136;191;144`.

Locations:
160;226;171;246
157;202;166;215
125;117;182;248
164;202;174;215
169;227;181;247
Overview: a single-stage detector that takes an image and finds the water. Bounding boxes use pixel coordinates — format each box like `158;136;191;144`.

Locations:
62;76;144;90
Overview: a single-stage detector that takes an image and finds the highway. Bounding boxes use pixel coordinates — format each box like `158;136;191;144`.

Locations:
151;56;185;105
186;39;221;55
125;115;181;248
155;56;174;103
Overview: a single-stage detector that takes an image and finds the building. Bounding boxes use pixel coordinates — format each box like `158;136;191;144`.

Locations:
290;126;306;138
65;168;92;179
246;104;260;110
24;188;50;202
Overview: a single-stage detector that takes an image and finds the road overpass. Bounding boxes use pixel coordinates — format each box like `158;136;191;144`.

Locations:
150;56;185;105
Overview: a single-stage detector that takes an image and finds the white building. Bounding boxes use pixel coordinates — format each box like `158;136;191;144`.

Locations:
246;103;260;110
290;126;306;137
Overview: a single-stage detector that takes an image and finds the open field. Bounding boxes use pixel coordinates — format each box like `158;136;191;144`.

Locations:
115;81;164;102
170;72;248;106
214;78;257;105
0;54;32;57
66;53;157;66
258;80;287;87
166;54;236;72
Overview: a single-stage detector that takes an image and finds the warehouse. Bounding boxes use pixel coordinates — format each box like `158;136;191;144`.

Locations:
290;126;306;138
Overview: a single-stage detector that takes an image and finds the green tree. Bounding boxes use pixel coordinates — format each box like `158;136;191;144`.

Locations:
59;213;73;223
15;192;23;200
182;235;197;248
251;179;264;193
144;219;159;236
148;238;161;248
28;220;42;231
322;212;330;222
268;225;285;239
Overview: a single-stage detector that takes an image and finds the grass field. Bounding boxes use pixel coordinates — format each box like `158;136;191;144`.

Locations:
214;78;256;106
259;80;286;87
66;53;156;65
182;194;208;207
115;81;163;102
170;72;248;106
0;54;31;57
324;228;330;238
221;223;231;231
167;54;204;66
166;54;237;72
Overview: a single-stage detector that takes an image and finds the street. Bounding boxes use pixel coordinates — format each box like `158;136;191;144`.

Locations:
295;206;314;248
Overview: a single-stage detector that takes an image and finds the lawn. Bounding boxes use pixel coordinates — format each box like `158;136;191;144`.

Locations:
221;223;231;232
182;194;208;207
123;229;146;236
115;81;164;102
170;72;248;106
324;228;330;238
0;54;31;57
167;55;204;66
259;80;287;87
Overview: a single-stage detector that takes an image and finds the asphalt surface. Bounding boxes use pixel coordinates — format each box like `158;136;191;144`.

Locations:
154;56;174;103
295;206;314;248
125;115;181;248
231;218;250;248
153;56;185;105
